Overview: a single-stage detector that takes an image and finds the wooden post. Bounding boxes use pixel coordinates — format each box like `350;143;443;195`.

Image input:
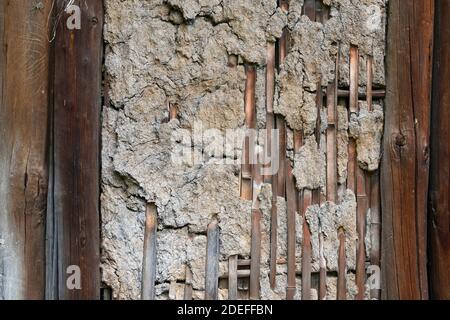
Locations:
381;0;434;300
52;0;103;299
429;0;450;300
0;0;52;300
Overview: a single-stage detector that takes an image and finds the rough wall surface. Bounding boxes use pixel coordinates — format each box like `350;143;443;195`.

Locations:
102;0;386;300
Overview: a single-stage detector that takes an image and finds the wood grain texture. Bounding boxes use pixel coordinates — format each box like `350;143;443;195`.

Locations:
429;0;450;300
51;0;103;299
381;0;434;300
0;0;52;300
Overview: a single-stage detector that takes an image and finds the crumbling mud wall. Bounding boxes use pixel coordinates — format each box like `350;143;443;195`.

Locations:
101;0;386;300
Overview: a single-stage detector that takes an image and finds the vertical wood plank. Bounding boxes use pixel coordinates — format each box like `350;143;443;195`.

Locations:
0;0;52;300
381;0;434;300
429;0;450;300
52;0;103;299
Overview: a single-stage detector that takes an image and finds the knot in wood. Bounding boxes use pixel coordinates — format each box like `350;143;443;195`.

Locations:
395;133;407;147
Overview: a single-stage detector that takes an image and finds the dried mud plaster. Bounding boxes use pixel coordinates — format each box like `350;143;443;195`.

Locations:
101;0;386;300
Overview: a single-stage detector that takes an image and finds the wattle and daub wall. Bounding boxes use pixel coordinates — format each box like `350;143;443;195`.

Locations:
101;0;386;300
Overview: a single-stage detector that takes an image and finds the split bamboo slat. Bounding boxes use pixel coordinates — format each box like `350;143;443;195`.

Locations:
184;266;193;300
347;46;359;194
228;256;238;300
381;0;434;300
366;57;381;300
0;0;52;300
300;0;320;300
337;89;385;99
301;189;313;300
169;103;178;121
429;0;450;300
205;219;220;300
220;269;251;279
52;0;103;299
326;84;338;204
241;65;256;201
286;160;297;300
276;0;289;199
142;204;158;300
250;155;263;300
266;43;279;289
315;80;327;300
337;227;347;300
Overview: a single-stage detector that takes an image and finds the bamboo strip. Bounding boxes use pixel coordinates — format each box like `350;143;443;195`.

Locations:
370;171;381;300
169;103;178;120
184;265;193;300
142;203;158;300
269;151;279;289
356;165;368;300
238;259;251;267
220;269;251;279
316;0;330;23
241;65;256;200
250;154;262;300
347;47;359;193
326;87;338;203
249;208;262;300
303;0;316;21
266;43;276;114
286;160;297;300
228;256;238;300
367;57;374;111
337;227;347;300
276;116;287;198
301;189;313;300
337;89;385;99
365;56;381;300
205;219;220;300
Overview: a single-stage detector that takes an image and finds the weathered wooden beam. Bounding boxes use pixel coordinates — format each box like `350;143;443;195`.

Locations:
141;203;158;300
0;0;52;300
205;219;219;300
52;0;103;299
429;0;450;300
381;0;434;300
